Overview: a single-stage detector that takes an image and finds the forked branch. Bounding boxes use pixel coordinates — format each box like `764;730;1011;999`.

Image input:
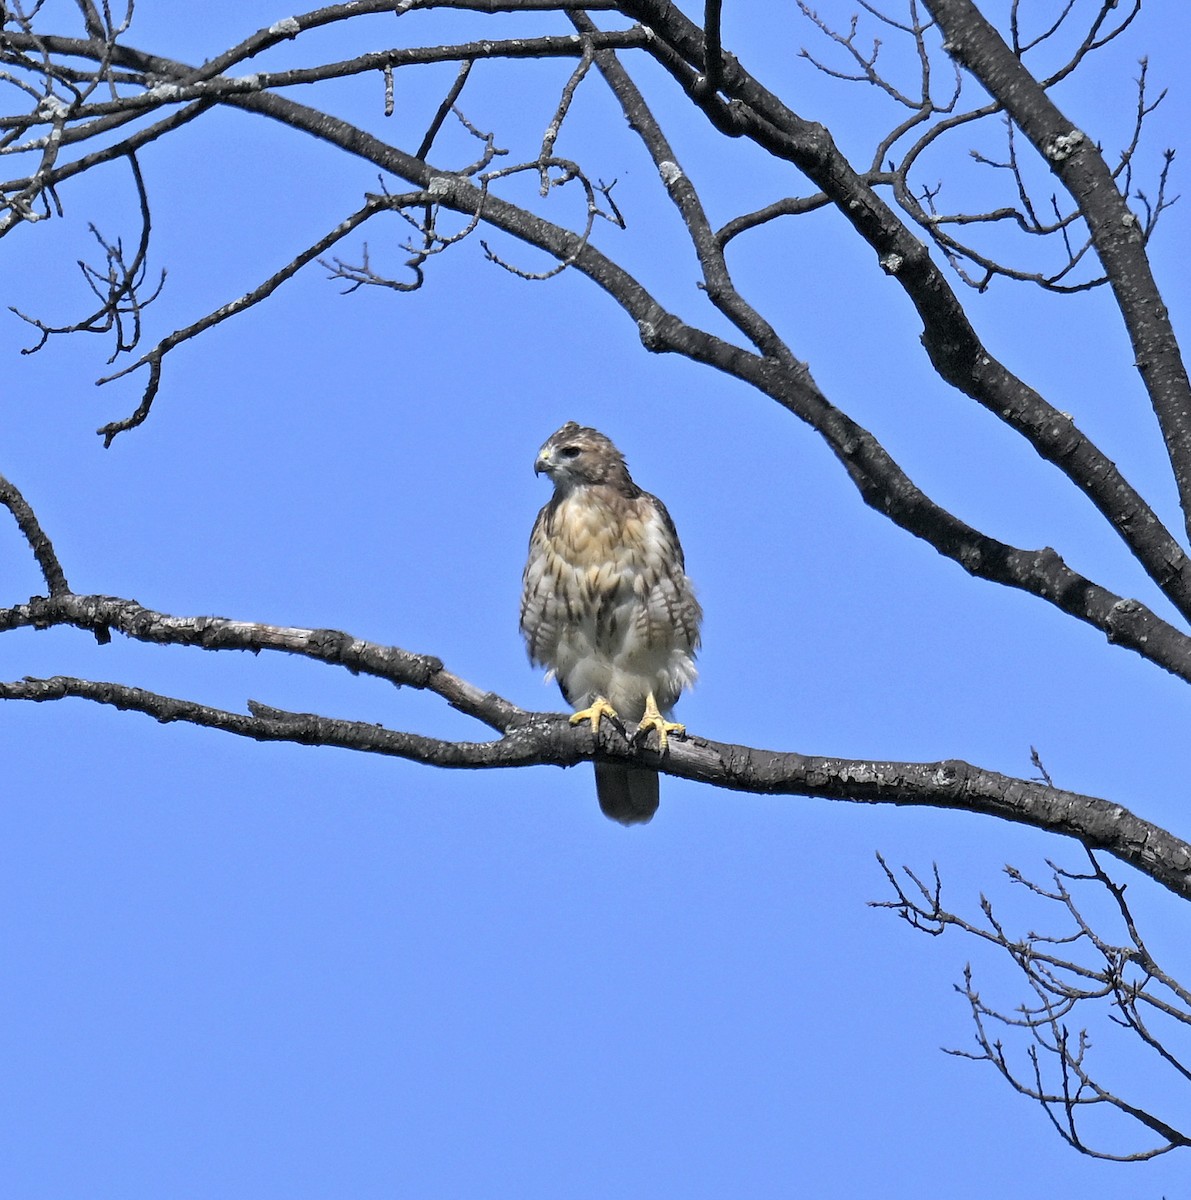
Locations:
876;849;1191;1159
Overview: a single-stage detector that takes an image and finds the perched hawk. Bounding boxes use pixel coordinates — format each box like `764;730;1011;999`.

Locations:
520;421;702;824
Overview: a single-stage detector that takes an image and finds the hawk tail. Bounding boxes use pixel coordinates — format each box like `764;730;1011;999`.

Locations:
594;763;659;825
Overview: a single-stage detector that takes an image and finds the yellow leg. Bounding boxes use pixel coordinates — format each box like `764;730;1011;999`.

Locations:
570;696;619;734
636;691;685;752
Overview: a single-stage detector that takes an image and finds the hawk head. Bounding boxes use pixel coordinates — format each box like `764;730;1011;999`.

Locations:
533;421;634;492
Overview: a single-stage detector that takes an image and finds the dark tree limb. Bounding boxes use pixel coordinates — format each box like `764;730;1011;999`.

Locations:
0;474;70;596
617;0;1191;619
570;9;795;365
0;592;525;733
3;664;1191;905
692;0;724;99
206;52;1191;681
921;0;1191;539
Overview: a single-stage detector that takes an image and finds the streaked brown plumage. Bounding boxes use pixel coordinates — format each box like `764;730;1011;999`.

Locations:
520;421;702;824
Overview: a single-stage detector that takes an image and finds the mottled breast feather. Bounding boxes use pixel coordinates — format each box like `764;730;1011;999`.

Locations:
521;463;700;719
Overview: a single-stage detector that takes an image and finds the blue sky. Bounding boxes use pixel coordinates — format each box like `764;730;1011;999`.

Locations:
3;3;1191;1196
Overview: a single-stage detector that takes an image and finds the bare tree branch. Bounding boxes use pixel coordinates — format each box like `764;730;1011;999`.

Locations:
876;848;1191;1159
3;641;1191;906
604;2;1191;622
0;472;70;596
692;0;724;99
94;192;434;440
921;0;1191;539
9;149;162;358
791;0;1170;298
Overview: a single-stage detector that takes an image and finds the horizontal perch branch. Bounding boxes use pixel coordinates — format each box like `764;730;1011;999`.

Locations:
1;648;1188;901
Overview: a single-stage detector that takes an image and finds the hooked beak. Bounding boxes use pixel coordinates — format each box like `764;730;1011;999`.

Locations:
534;451;550;476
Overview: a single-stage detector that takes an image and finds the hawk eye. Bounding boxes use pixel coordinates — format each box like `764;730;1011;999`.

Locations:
560;445;581;458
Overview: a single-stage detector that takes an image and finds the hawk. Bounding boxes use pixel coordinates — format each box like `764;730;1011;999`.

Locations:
520;421;702;824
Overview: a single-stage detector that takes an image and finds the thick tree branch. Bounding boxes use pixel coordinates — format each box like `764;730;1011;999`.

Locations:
0;592;526;733
0;448;1188;899
692;0;724;99
0;445;1186;901
2;663;1190;902
921;0;1191;538
614;0;1191;619
0;474;70;595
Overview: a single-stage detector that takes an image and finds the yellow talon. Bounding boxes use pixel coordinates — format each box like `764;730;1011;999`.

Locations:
570;696;619;734
636;692;685;753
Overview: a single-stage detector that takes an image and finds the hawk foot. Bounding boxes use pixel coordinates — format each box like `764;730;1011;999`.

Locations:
570;696;619;735
635;692;685;753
